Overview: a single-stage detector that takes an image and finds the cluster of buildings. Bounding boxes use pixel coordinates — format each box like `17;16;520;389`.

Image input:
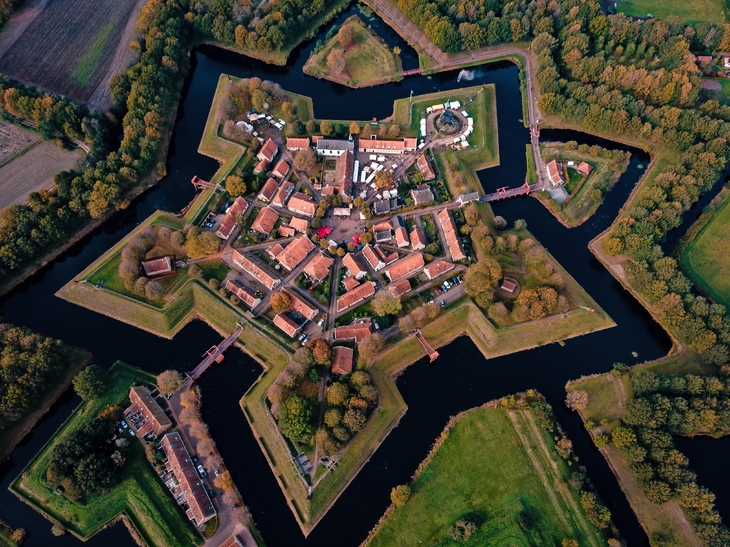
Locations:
545;159;594;188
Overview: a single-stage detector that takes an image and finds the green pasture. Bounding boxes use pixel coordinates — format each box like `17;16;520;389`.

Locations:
616;0;724;23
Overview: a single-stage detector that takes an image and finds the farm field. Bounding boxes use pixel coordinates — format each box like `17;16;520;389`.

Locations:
680;192;730;308
365;404;607;547
0;120;39;166
0;0;143;107
0;140;84;211
616;0;724;23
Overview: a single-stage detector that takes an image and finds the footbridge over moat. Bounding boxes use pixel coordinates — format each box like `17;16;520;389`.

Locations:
187;324;243;381
415;330;439;362
481;183;539;203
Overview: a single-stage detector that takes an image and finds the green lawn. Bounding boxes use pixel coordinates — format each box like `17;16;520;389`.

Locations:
720;79;730;98
196;259;231;282
10;362;201;547
366;405;607;547
681;190;730;307
304;15;402;87
616;0;724;23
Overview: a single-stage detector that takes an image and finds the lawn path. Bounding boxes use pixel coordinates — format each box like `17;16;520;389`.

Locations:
519;410;602;547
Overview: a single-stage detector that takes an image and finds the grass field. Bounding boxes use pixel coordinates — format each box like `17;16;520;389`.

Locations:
0;140;84;211
303;15;402;87
567;353;714;547
10;362;202;547
0;0;140;102
0;120;39;166
680;190;730;308
616;0;724;23
366;404;607;547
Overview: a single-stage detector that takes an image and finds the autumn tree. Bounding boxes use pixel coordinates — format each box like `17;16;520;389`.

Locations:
390;484;411;506
157;370;184;396
185;227;220;258
294;148;317;173
338;24;355;48
349;121;361;135
278;395;315;441
226;175;247;197
358;333;385;364
371;291;402;317
464;259;502;307
308;338;332;365
374;170;393;189
270;292;291;313
398;314;416;333
327;49;347;75
320;120;333;136
387;124;400;138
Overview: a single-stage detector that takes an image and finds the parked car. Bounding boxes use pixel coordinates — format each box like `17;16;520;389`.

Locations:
440;300;446;308
130;430;136;437
208;490;216;499
197;464;207;477
121;421;128;429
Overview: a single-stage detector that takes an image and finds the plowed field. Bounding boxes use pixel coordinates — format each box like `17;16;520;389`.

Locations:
0;0;142;106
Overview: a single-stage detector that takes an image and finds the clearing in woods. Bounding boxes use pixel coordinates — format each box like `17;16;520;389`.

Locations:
615;0;724;23
0;0;142;106
0;140;84;211
0;120;39;166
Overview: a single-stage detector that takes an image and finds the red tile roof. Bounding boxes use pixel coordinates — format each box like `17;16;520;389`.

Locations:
272;181;294;207
417;155;436;181
577;161;593;176
232;250;281;290
225;279;261;308
288;192;317;217
142;256;175;277
278;226;296;237
384;253;424;282
272;159;289;179
126;386;171;437
546;159;563;185
161;433;215;526
359;139;405;153
253;158;269;174
229;196;248;216
343;252;367;279
410;226;426;250
394;226;409;247
375;245;398;265
219;536;244;547
333;320;373;343
437;209;466;261
289;216;309;234
403;138;417;150
342;276;361;292
388;278;412;297
258;139;277;162
276;236;315;271
336;281;375;312
215;213;237;239
266;243;284;260
251;207;279;234
501;278;518;292
423;260;455;280
335;151;354;196
303;251;334;283
258;178;279;202
331;346;354;375
362;245;384;271
282;287;318;320
286;137;310;150
273;313;301;338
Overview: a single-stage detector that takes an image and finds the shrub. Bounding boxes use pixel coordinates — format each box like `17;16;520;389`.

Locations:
390;484;411;506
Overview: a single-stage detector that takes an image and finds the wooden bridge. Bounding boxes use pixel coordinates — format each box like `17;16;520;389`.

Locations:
415;330;439;362
191;175;216;189
481;183;537;203
402;67;424;77
187;324;243;381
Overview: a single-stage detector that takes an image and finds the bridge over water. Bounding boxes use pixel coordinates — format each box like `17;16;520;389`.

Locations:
187;324;243;381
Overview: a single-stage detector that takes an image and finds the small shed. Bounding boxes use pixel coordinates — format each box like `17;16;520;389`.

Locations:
577;162;593;176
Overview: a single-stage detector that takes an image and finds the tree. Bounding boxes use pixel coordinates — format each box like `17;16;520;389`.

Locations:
51;524;66;537
374;170;393;189
271;292;291;313
327;49;347;75
157;370;184;396
308;338;332;365
320;120;333;136
371;292;402;317
226;175;247;197
349;122;361;135
493;216;507;229
464;259;502;297
306;120;316;133
185;227;221;258
343;407;366;432
387;124;400;138
398;314;416;333
338;24;355;48
294;148;317;173
565;390;588;411
358;333;385;363
73;365;110;401
326;382;349;405
278;395;314;442
145;280;164;299
390;484;411;506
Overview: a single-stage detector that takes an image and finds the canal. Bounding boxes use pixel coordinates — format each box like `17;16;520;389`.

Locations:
0;5;727;546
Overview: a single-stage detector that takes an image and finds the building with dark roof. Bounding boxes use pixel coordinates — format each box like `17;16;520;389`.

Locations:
316;138;354;157
410;184;435;205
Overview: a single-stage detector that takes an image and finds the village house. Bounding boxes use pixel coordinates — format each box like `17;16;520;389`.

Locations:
362;244;385;271
358;137;417;155
253;158;268;174
545;159;564;186
456;192;480;206
336;281;376;312
410;226;426;250
272;159;289;180
257;139;278;163
373;200;391;215
276;236;315;271
273;313;302;338
272;181;294;207
250;207;279;235
232;250;281;290
316;138;354;157
501;278;518;293
288;192;317;217
286;137;310;151
279;226;296;237
258;178;279;202
416;155;436;181
437;209;466;261
343;252;367;280
219;536;244;547
266;243;284;261
161;432;216;527
333;319;373;343
331;346;354;375
410;184;435;206
289;216;309;234
303;251;334;284
141;255;175;278
282;287;318;320
342;275;361;292
577;162;593;176
215;212;238;240
388;277;412;297
373;219;393;243
375;245;399;265
423;260;455;280
225;279;261;308
383;253;425;282
125;386;172;438
394;226;409;248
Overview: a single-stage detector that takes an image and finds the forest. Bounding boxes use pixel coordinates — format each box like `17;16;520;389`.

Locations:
607;371;730;546
0;324;72;425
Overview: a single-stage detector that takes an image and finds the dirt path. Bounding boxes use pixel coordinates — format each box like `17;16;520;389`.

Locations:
607;374;627;414
86;0;147;111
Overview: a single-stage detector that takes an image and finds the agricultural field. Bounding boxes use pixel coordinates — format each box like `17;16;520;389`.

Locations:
0;120;39;166
0;0;143;107
616;0;724;23
0;140;84;211
365;403;609;547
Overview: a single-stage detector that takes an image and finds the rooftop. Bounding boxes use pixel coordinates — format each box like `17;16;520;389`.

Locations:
342;252;367;278
251;207;279;234
258;139;278;162
288;192;317;217
331;346;354;375
276;236;315;271
411;184;435;205
333;320;373;342
336;281;375;311
303;251;334;283
258;178;279;202
142;255;175;277
286;137;310;150
424;260;455;280
232;251;281;290
316;138;354;152
225;279;260;308
282;287;318;320
388;278;412;297
383;253;424;281
416;155;436;181
273;313;302;338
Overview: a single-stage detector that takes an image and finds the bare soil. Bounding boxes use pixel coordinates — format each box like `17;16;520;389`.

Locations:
0;0;140;104
0;120;39;166
0;140;84;210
